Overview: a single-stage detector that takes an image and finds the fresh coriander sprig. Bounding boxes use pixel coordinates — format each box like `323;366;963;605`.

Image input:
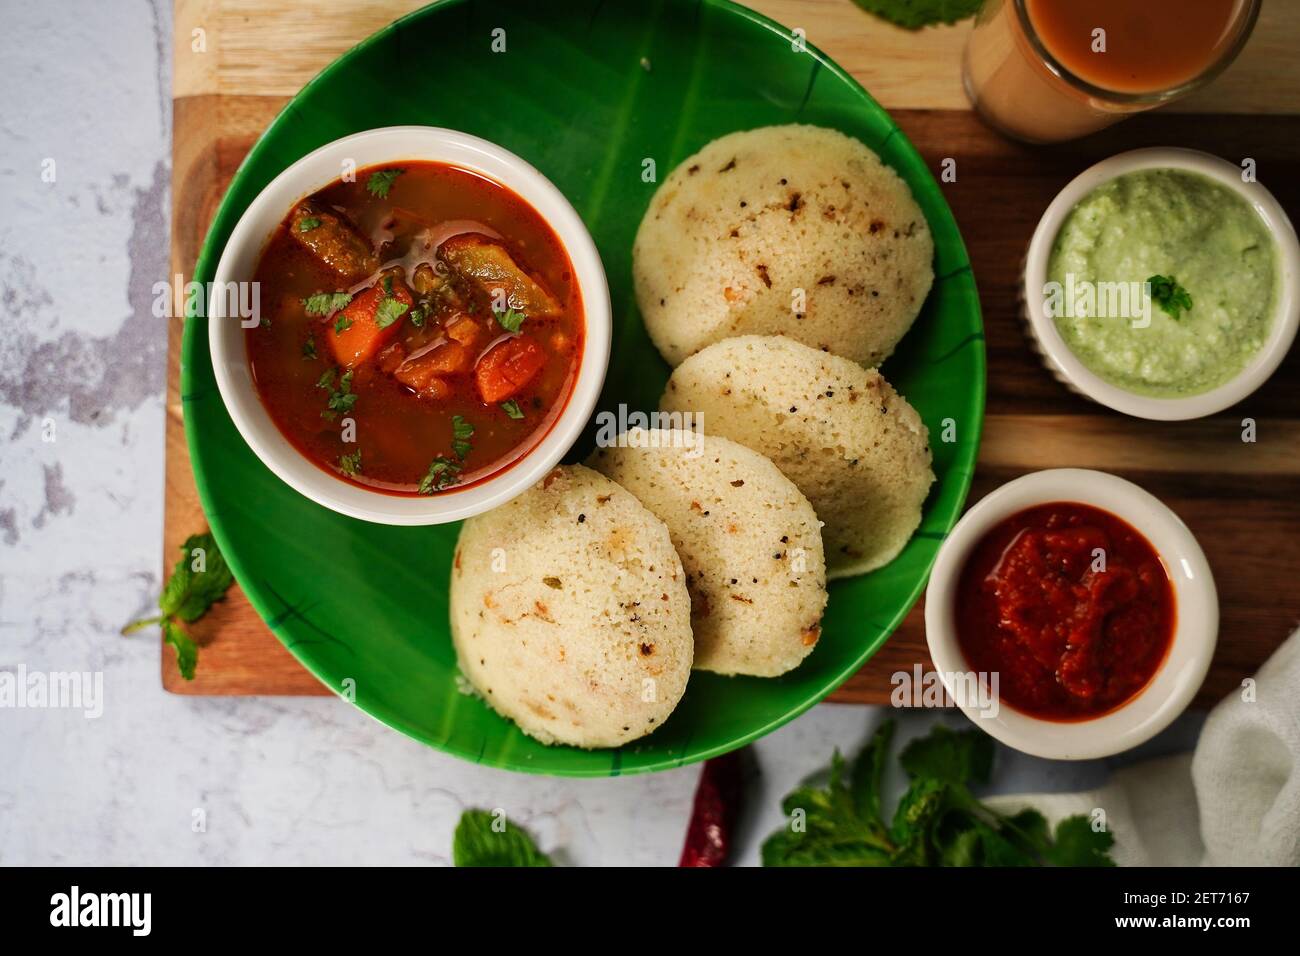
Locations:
1147;274;1193;319
419;456;462;494
494;306;525;334
297;217;322;232
338;449;362;476
500;399;524;420
317;367;357;420
121;532;235;681
366;168;403;199
451;415;474;460
373;294;409;329
302;291;352;315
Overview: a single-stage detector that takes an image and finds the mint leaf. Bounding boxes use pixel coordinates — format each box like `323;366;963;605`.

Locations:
850;0;981;30
162;620;198;681
899;723;992;786
1046;815;1116;867
887;777;947;865
762;720;1116;868
453;810;552;867
850;720;893;821
158;533;234;623
122;531;234;682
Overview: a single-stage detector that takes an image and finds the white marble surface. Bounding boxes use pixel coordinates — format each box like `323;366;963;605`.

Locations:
0;0;1205;867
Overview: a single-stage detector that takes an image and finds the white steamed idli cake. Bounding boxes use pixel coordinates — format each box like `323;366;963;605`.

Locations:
660;335;934;578
590;428;827;677
450;464;692;748
634;124;934;368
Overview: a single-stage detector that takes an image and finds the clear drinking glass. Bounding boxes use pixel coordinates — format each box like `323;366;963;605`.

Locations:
963;0;1261;144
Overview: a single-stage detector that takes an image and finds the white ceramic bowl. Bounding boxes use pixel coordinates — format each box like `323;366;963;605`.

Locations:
1023;148;1300;421
208;127;611;525
925;469;1218;760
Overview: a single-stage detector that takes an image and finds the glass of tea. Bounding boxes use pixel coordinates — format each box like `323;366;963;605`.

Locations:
963;0;1261;143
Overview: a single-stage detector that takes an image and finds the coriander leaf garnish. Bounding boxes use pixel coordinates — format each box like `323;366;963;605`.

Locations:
409;306;427;328
1147;274;1193;319
297;217;322;232
419;456;462;494
761;719;1116;867
373;295;409;330
451;415;474;460
366;168;404;199
319;367;356;420
500;399;525;420
302;335;318;360
333;314;353;334
338;449;363;476
302;291;353;315
382;274;394;295
494;306;526;334
121;531;235;681
453;810;552;867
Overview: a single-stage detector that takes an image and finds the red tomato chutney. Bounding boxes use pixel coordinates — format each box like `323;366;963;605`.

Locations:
955;502;1175;721
245;161;584;496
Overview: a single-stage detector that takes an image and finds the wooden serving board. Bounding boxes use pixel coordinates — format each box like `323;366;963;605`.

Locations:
166;0;1300;705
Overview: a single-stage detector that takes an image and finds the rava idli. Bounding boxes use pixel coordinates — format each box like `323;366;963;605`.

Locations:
634;124;933;368
450;464;692;749
590;428;827;678
660;335;934;578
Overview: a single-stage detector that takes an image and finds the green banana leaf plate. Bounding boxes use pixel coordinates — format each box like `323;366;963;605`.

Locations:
184;0;984;775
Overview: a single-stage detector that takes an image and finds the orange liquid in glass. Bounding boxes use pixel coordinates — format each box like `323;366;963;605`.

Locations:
1025;0;1245;93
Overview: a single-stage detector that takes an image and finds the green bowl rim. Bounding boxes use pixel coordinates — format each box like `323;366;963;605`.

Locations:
181;0;986;775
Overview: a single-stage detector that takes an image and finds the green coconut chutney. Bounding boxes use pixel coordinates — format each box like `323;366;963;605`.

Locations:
1047;168;1277;398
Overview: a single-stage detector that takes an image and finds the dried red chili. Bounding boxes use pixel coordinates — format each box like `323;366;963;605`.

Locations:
679;750;746;867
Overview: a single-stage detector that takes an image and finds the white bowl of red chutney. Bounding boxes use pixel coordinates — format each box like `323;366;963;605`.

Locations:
208;127;611;525
925;469;1217;760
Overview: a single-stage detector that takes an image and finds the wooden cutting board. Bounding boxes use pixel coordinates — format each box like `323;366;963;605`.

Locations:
165;0;1300;705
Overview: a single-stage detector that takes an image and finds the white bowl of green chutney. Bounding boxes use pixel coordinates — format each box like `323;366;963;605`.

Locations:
1024;148;1299;421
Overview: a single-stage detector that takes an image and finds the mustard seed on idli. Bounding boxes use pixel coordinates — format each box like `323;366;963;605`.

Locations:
450;464;692;748
590;428;827;678
634;124;934;367
660;335;934;578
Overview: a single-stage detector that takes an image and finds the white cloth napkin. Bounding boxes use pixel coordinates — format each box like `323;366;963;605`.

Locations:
984;626;1300;866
